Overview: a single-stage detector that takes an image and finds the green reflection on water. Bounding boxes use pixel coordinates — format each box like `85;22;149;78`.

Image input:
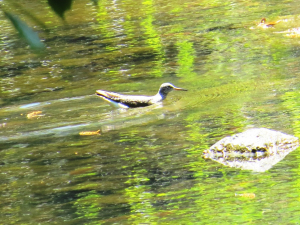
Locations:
75;190;102;224
282;91;300;137
96;0;114;40
176;39;197;79
140;0;164;78
125;178;156;224
281;91;300;220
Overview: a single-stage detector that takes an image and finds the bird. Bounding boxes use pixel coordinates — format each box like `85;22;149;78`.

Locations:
96;83;187;108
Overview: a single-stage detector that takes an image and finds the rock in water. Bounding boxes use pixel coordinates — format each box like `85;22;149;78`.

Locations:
203;128;299;172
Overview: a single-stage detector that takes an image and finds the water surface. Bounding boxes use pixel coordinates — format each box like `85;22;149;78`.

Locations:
1;0;300;224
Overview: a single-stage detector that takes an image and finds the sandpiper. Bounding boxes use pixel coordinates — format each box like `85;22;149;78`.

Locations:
96;83;187;108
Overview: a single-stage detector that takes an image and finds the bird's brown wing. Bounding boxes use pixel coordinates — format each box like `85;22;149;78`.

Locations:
120;96;152;107
96;90;152;107
96;90;123;102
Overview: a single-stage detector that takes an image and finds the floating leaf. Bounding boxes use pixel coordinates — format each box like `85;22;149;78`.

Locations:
4;11;45;50
79;130;101;136
26;111;44;119
235;193;256;199
47;0;73;19
257;18;281;29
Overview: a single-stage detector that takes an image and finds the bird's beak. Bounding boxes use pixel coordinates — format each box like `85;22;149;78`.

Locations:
174;87;188;91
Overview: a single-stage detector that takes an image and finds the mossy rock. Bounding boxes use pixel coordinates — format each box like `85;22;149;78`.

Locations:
203;128;299;172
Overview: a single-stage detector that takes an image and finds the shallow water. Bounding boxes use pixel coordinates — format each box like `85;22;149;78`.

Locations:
2;0;300;224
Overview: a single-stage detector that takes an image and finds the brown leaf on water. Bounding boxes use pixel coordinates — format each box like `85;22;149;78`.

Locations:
257;18;281;29
235;193;256;199
27;111;43;119
79;130;101;136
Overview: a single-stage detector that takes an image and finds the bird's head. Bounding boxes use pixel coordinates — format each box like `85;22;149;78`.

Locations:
158;83;187;97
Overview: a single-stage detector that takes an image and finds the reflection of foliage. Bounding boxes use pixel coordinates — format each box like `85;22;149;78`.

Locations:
140;0;164;77
74;190;102;224
2;0;75;50
47;0;73;19
282;91;300;137
125;173;155;224
176;39;196;78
